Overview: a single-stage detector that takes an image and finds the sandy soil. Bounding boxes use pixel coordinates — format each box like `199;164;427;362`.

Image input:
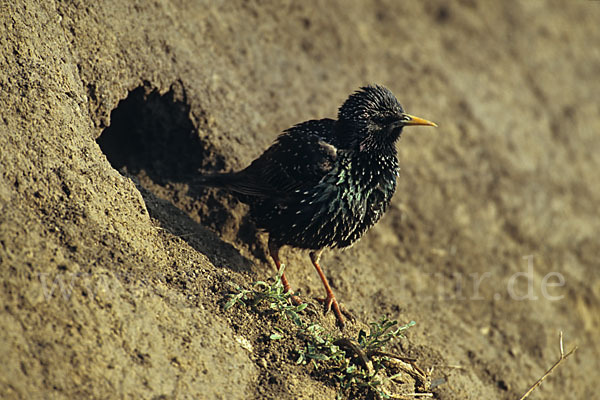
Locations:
1;0;599;398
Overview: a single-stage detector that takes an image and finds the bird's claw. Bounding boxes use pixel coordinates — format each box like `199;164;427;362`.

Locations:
315;294;346;328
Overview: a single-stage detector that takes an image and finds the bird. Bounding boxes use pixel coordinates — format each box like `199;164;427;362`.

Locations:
195;85;436;327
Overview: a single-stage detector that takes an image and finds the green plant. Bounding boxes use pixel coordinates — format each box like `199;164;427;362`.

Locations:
224;264;307;326
359;317;416;355
295;323;346;367
224;268;423;399
296;316;417;399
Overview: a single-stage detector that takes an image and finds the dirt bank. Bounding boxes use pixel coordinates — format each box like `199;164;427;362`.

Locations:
1;1;599;398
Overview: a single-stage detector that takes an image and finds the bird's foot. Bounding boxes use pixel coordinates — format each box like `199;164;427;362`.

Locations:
315;294;346;328
279;269;302;305
289;294;303;306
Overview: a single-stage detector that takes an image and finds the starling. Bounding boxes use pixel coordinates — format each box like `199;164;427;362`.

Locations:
196;85;436;326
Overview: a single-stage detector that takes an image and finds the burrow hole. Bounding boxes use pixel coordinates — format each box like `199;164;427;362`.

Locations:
96;82;223;181
96;82;261;258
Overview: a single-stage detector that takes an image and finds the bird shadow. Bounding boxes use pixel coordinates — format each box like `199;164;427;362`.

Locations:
95;81;256;273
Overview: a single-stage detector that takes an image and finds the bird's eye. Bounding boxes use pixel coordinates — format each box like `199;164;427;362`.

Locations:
373;115;397;125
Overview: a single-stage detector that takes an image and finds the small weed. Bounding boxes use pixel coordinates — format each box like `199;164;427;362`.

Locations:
295;323;346;367
224;264;306;326
224;268;424;399
359;317;416;355
298;317;419;399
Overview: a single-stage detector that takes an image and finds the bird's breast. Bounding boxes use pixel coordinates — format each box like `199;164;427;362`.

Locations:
336;153;398;220
255;151;399;250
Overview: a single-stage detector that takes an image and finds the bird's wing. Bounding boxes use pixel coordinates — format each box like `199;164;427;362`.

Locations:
234;119;338;197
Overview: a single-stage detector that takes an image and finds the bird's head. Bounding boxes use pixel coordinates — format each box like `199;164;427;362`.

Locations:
337;85;437;152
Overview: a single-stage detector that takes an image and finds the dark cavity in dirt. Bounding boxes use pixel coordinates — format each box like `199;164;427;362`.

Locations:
96;82;223;184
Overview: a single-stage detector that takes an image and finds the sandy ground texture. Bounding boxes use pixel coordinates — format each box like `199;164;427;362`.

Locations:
1;0;599;399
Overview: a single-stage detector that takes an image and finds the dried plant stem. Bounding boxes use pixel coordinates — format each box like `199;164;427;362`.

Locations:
518;331;577;400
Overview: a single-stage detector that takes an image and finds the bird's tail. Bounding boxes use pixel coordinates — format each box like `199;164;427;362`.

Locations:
191;171;270;198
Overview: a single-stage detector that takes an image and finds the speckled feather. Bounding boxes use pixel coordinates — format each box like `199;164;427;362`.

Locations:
196;85;406;251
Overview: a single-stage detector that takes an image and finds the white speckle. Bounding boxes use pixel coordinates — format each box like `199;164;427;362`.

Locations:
235;336;253;352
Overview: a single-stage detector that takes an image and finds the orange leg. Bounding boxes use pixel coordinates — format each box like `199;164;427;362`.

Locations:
310;250;345;327
269;240;302;305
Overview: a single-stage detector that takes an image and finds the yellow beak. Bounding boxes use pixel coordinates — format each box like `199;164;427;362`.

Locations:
402;113;438;127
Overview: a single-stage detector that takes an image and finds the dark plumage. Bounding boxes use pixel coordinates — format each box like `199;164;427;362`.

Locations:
196;85;436;326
